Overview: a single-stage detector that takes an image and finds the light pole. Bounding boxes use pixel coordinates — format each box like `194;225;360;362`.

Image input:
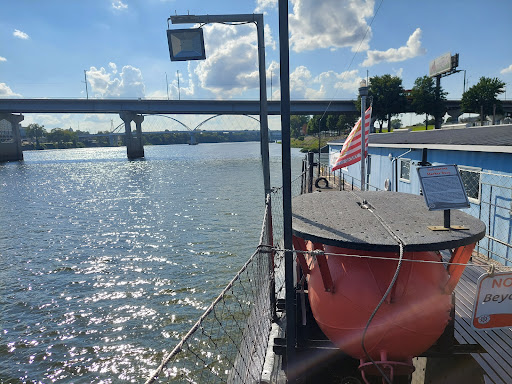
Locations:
359;79;368;191
169;14;270;195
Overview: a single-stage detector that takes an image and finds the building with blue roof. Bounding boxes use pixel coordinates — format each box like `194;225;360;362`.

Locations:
328;124;512;265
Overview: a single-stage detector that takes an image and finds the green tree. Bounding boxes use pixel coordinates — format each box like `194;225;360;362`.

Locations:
336;113;358;135
461;76;505;125
25;123;47;148
306;115;326;136
358;75;407;133
47;128;78;147
411;75;447;130
390;118;402;129
290;115;310;138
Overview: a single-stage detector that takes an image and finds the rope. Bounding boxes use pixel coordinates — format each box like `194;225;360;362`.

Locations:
276;247;512;270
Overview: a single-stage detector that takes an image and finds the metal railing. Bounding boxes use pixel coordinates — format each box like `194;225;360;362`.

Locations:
145;196;276;383
460;169;512;265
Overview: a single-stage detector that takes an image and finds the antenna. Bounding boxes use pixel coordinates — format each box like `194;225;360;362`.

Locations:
83;70;89;99
165;72;170;100
177;70;181;100
270;69;273;101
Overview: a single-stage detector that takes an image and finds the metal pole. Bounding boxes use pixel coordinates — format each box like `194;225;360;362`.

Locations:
278;0;296;380
435;75;441;129
256;15;271;196
166;72;170;100
177;70;181;100
463;70;466;94
169;13;270;197
84;70;89;100
359;81;368;191
317;118;321;178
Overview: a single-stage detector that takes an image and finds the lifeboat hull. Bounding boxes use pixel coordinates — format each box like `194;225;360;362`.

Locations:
304;244;452;361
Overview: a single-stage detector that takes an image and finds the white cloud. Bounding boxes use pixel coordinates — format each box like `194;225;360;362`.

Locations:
264;24;276;50
290;66;360;99
0;56;6;62
109;62;118;74
255;0;278;13
501;64;512;74
112;0;128;10
0;83;22;98
13;29;29;40
87;63;145;98
21;113;120;134
194;23;261;97
289;0;374;53
362;28;426;67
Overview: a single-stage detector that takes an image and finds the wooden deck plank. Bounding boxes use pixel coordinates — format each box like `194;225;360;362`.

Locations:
449;253;512;383
454;322;510;384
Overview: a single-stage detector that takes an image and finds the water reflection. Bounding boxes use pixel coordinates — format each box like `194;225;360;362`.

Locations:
0;143;302;382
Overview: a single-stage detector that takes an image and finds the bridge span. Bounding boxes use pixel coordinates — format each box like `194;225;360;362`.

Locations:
1;98;511;161
0;98;358;115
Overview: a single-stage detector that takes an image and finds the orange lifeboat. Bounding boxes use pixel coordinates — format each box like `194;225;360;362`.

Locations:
292;191;486;380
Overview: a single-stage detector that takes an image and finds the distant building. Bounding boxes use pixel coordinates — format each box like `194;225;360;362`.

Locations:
328;124;512;265
0;118;13;142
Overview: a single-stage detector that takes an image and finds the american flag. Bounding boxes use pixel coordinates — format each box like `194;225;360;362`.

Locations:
332;106;372;172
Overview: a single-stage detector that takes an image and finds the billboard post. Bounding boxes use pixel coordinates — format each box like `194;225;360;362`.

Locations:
429;53;460;129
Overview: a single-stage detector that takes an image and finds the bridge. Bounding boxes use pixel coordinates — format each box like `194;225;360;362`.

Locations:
0;98;358;161
1;98;511;161
0;98;358;115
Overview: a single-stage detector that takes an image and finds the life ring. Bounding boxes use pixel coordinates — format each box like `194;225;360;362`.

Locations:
315;177;329;189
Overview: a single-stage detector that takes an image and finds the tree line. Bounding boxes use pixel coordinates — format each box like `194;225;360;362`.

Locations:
22;125;266;149
290;74;506;138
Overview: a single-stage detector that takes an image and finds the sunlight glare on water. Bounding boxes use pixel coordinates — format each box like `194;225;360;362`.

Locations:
0;143;302;383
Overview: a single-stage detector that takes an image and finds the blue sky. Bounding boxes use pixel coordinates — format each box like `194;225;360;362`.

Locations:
1;0;511;132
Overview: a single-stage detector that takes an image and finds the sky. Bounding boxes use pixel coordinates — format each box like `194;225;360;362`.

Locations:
1;0;511;133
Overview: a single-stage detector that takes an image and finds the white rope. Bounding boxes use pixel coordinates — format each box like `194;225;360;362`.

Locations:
272;247;512;270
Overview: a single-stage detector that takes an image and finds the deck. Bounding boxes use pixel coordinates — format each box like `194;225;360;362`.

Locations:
452;254;512;384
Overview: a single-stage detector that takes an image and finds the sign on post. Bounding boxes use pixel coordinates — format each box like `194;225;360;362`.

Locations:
417;165;470;211
429;52;452;77
472;271;512;330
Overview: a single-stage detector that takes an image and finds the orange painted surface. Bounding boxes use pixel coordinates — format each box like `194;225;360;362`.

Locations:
300;242;452;361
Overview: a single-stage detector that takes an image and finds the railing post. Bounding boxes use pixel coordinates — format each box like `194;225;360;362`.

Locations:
307;152;314;193
266;194;277;321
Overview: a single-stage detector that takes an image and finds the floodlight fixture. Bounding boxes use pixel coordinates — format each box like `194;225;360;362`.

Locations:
167;28;206;61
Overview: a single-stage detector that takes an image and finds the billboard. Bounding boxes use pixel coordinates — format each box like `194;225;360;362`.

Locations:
429;52;452;77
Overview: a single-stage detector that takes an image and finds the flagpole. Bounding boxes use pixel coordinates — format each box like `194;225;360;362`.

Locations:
359;80;369;190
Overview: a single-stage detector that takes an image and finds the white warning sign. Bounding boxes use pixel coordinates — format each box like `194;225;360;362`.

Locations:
472;271;512;330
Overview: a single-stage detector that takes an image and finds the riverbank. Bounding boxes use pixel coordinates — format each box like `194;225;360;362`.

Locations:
291;135;345;153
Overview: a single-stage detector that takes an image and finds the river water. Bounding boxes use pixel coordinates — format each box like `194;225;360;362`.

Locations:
0;142;303;383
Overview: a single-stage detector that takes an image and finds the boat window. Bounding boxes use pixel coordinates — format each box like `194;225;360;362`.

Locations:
459;166;481;203
399;159;410;182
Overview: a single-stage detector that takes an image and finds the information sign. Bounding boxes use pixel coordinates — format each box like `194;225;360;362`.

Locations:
472;271;512;330
417;165;470;211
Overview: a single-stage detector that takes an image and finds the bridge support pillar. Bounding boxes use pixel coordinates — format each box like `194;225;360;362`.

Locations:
120;111;144;159
0;113;24;162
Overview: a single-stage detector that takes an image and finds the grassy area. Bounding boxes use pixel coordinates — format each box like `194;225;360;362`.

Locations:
290;126;435;152
374;125;435;133
290;135;345;152
290;136;345;153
